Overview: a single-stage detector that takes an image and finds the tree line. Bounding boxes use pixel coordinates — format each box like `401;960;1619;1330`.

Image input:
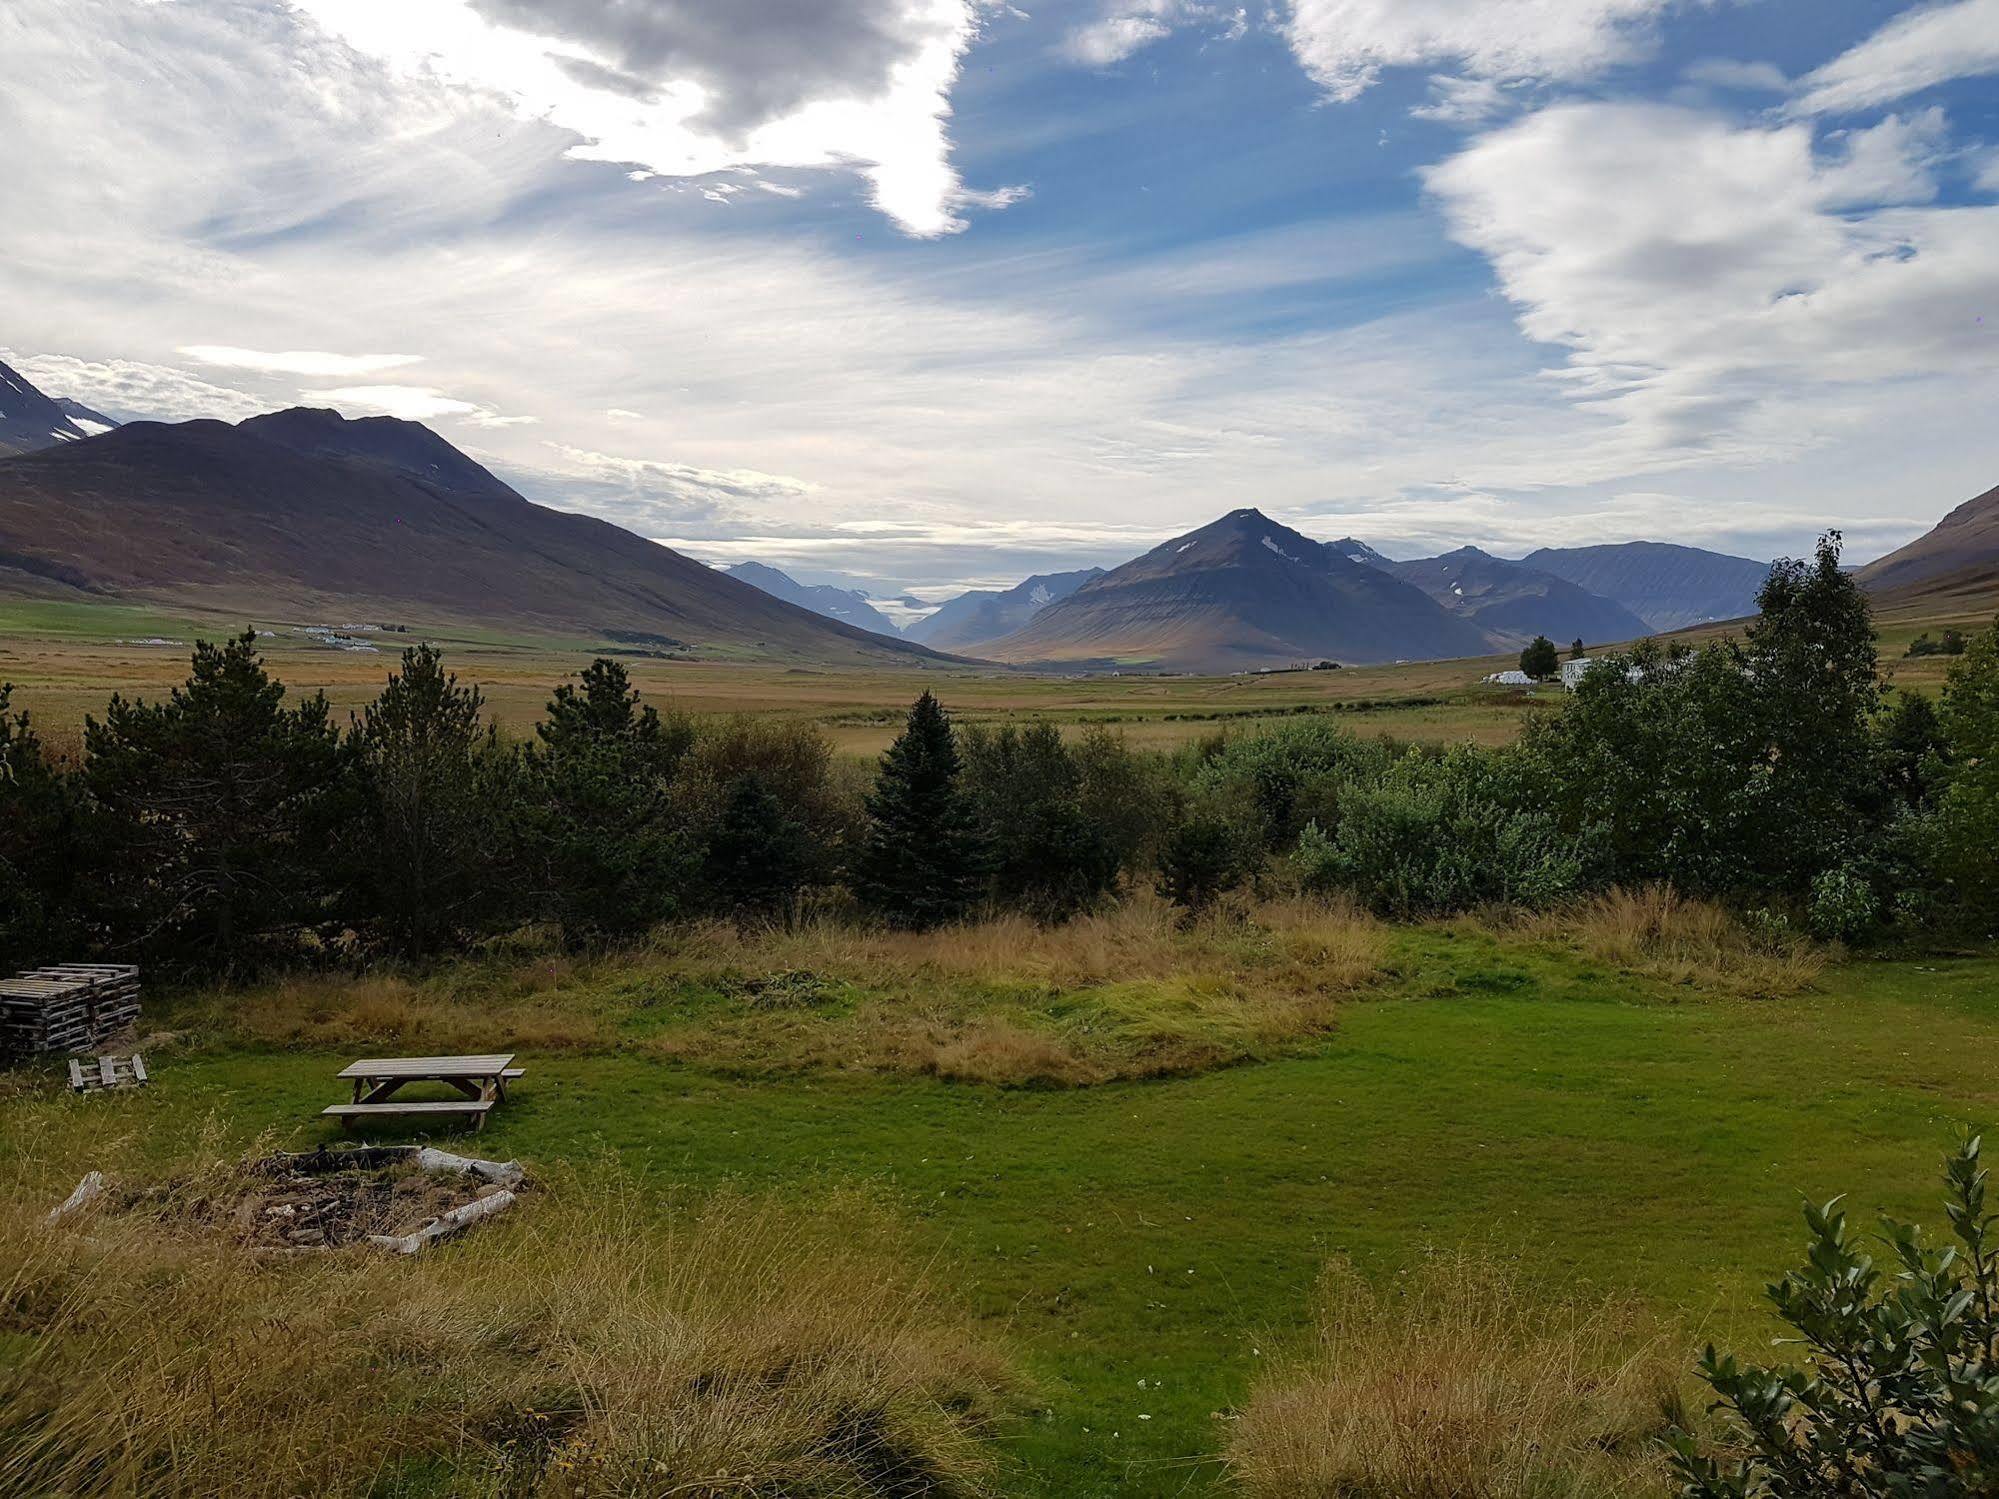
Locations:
3;533;1997;975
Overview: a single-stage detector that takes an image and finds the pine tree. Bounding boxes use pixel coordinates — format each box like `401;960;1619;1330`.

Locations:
1570;638;1587;660
523;658;696;942
705;773;812;924
83;632;339;968
344;644;502;954
0;684;92;970
853;692;982;928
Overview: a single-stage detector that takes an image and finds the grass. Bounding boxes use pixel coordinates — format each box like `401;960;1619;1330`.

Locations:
1228;1253;1681;1497
2;908;1997;1495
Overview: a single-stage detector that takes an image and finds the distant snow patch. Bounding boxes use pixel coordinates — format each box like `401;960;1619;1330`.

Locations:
1261;535;1299;564
1176;541;1195;553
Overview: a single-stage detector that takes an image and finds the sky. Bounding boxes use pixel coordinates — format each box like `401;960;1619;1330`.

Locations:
2;0;1996;598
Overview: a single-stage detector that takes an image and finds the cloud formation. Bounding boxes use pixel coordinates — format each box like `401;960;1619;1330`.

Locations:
1793;0;1999;115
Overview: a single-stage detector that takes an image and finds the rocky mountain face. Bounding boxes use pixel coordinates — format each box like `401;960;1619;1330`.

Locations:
1519;541;1771;632
1374;545;1653;648
724;560;904;638
979;509;1493;671
903;568;1105;651
0;358;96;456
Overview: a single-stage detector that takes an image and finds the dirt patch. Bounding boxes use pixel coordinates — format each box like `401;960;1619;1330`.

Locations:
104;1148;521;1251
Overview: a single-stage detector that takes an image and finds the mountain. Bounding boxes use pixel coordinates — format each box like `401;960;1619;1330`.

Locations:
903;568;1105;651
724;560;902;637
1856;483;1999;601
1520;541;1771;632
978;509;1493;671
0;406;955;665
57;398;119;436
1331;537;1391;568
1379;546;1653;649
0;357;95;456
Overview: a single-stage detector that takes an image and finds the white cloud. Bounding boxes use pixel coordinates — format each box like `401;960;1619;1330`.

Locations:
1424;101;1999;462
3;352;269;424
1282;0;1680;102
1683;57;1788;92
179;345;425;377
1410;74;1515;126
1793;0;1999;115
301;385;492;421
284;0;1004;236
1058;2;1242;66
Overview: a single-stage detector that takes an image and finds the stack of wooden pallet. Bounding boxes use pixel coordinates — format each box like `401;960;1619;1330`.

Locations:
0;964;141;1057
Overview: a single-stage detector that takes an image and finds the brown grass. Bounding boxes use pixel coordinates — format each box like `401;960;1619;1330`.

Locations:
0;1103;1016;1498
163;895;1388;1088
1495;884;1826;998
1227;1253;1683;1499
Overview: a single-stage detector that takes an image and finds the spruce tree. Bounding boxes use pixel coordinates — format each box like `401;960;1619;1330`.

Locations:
705;773;812;924
853;691;981;928
83;632;339;968
0;685;92;971
1520;635;1560;680
344;644;502;954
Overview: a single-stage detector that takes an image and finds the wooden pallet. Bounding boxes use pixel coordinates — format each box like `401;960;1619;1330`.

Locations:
2;964;141;1057
68;1054;148;1093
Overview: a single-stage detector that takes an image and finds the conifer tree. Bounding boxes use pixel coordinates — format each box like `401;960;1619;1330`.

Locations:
853;691;981;928
1520;635;1560;680
344;644;502;954
83;632;338;967
705;773;812;925
0;684;91;970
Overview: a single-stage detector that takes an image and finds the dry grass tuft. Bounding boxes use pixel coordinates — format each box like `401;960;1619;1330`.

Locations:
1228;1253;1683;1499
0;1106;1016;1498
1497;884;1825;998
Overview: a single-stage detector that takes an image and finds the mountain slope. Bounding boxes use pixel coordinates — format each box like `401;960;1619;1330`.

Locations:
1382;546;1653;648
904;569;1104;650
724;561;902;637
1520;541;1770;632
980;509;1493;671
0;407;954;665
1856;483;1999;601
0;358;92;456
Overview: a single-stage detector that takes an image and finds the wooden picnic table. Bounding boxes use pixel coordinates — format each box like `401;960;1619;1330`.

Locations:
323;1053;522;1132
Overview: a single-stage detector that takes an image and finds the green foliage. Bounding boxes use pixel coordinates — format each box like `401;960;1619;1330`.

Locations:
1670;1133;1999;1497
1520;635;1561;681
1190;720;1396;853
704;773;814;924
82;632;339;970
1906;629;1969;658
341;644;508;955
853;692;984;929
1290;746;1592;917
1071;726;1174;874
521;659;697;944
1934;618;1999;926
1746;532;1883;885
1807;866;1878;944
962;723;1120;920
1571;637;1588;660
678;715;851;903
1880;691;1949;810
1156;815;1255;913
0;684;92;972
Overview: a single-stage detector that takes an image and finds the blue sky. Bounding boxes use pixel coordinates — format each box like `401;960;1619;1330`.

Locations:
2;0;1995;598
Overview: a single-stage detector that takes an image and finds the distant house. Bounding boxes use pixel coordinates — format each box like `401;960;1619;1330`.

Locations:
1560;658;1595;690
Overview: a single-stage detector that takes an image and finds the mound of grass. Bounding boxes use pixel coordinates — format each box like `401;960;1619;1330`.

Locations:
1227;1253;1683;1498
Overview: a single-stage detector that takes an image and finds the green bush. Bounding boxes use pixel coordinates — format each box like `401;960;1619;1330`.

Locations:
1156;815;1255;914
962;723;1119;921
1670;1133;1999;1496
1807;866;1877;944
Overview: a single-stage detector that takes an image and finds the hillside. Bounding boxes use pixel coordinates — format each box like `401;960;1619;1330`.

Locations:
979;509;1492;671
1857;482;1999;601
1381;546;1652;648
0;406;955;666
0;357;94;456
1520;541;1770;631
904;568;1104;651
724;560;903;637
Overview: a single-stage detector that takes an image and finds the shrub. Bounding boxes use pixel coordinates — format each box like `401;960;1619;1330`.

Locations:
962;723;1119;920
1191;720;1395;852
1230;1253;1678;1498
1807;865;1877;943
1935;617;1999;926
1156;815;1255;913
1670;1133;1999;1496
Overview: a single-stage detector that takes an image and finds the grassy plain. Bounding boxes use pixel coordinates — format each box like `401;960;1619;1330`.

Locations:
4;896;1996;1496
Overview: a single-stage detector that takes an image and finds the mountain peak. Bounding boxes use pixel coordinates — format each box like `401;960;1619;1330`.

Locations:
0;356;93;456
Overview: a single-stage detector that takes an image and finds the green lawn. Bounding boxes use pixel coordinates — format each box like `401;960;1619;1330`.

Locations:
7;930;1997;1496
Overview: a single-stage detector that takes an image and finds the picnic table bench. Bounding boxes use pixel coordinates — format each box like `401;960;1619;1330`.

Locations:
322;1054;521;1133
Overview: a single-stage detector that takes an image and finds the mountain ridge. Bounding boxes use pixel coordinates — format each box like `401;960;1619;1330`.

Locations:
903;568;1105;651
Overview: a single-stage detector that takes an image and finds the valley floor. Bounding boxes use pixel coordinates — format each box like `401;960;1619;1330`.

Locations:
4;908;1996;1496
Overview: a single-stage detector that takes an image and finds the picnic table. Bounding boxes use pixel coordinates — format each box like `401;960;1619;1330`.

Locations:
322;1054;522;1132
